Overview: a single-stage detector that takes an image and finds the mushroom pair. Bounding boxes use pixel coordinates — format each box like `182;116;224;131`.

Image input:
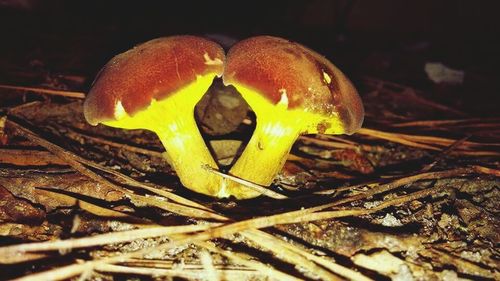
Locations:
84;35;364;199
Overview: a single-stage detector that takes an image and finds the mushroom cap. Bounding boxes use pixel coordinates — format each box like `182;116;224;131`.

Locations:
84;35;225;126
223;36;364;134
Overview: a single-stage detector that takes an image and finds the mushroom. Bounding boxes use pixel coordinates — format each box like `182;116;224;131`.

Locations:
84;36;228;197
223;36;364;199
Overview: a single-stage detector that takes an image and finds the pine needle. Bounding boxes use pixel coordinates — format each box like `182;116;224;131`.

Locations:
0;84;85;99
204;165;288;199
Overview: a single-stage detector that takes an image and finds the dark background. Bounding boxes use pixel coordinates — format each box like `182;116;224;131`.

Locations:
0;0;499;114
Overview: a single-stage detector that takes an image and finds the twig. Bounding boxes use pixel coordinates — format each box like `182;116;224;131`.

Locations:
64;127;163;158
199;250;219;281
391;118;500;128
94;264;265;280
7;101;44;114
324;166;500;207
362;76;467;116
204;165;288;200
300;135;356;150
36;187;151;225
399;88;468;117
426;248;499;279
358;128;441;150
241;230;373;281
0;84;85;99
195;241;303;281
317;134;359;145
0;148;68;166
420;136;469;172
358;128;500;156
13;263;94;281
122;259;256;270
0;225;214;262
396;133;499;148
315;182;379;195
128;193;223;220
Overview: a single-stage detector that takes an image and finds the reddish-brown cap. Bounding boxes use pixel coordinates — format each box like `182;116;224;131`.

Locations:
223;36;364;134
84;35;225;125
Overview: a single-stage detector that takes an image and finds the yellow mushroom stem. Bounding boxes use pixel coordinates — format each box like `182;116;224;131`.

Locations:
226;85;346;199
103;74;227;197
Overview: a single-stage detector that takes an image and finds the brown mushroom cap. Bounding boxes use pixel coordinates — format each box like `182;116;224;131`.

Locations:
84;35;225;125
223;35;364;134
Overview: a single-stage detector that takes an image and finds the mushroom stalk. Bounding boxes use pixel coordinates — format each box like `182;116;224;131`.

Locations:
224;85;309;199
226;113;302;198
102;74;226;197
154;101;222;197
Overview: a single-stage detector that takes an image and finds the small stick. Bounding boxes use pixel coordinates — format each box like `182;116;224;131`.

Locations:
358;128;441;150
317;134;359;145
327;166;500;207
203;165;288;199
358;128;500;156
420;136;470;172
64;127;164;158
426;248;499;279
300;135;356;150
7;101;43;114
0;84;85;99
0;225;215;259
361;76;467;116
242;230;373;281
36;187;151;225
392;118;500;128
94;264;265;280
195;241;303;281
0;148;68;166
198;250;218;281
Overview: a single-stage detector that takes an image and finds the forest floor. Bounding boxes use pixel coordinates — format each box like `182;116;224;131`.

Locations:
0;68;498;280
